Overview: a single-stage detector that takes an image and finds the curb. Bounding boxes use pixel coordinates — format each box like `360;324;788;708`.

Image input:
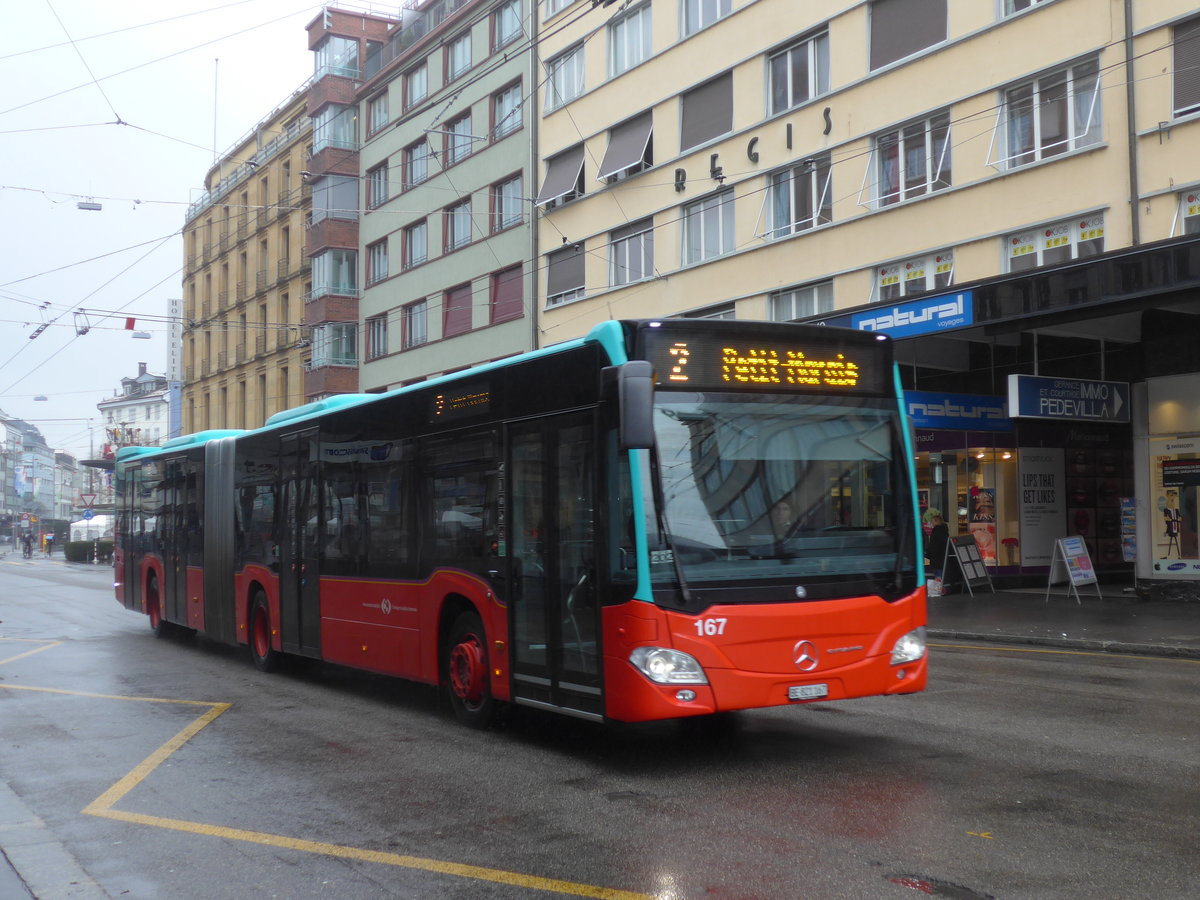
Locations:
928;628;1200;660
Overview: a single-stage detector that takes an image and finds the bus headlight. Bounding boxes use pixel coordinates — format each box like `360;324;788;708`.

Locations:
629;647;708;684
890;627;926;665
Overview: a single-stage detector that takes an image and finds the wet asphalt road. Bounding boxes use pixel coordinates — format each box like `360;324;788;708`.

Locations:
1;557;1198;900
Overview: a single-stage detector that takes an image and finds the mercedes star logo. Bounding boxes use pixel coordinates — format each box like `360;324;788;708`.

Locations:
792;640;819;672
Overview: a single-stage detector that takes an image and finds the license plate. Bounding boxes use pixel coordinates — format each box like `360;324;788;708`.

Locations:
788;683;828;701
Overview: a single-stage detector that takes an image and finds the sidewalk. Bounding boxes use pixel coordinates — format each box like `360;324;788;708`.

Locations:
928;584;1200;659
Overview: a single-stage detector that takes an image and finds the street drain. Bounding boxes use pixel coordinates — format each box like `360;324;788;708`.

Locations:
887;875;995;898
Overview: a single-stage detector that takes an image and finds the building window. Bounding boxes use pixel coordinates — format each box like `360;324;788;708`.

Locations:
770;281;833;322
545;44;584;111
493;82;522;138
597;112;653;182
311;323;357;367
875;110;951;206
870;0;946;70
681;302;735;319
1006;213;1105;272
767;153;832;238
366;163;389;209
403;220;428;269
445;112;474;165
314;35;358;79
311;175;359;223
403;139;429;187
367;239;388;286
444;282;473;337
682;189;734;264
447;32;472;81
313;104;357;153
610;3;651;77
680;72;732;151
1174;17;1200;117
535;144;585;207
610;218;654;286
545;0;572;16
310;249;357;299
403;300;428;348
998;57;1101;168
682;0;730;37
368;92;389;134
1179;190;1200;235
1003;0;1051;14
445;199;473;251
768;31;829;115
494;0;522;49
492;175;524;231
490;264;523;323
366;314;388;360
405;62;428;109
546;245;584;306
875;250;953;301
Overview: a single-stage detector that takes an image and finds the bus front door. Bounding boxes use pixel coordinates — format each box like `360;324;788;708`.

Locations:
279;430;321;656
508;414;602;719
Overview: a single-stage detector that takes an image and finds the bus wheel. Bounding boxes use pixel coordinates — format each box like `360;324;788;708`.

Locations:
147;577;169;638
445;612;496;728
249;594;280;673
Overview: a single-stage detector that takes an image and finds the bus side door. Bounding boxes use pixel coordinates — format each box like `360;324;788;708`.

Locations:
508;412;602;719
162;456;189;625
279;429;321;656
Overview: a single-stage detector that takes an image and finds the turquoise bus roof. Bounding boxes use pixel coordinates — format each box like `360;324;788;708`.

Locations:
120;320;636;455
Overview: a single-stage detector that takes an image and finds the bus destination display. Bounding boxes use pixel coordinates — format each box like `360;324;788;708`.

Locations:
643;334;883;393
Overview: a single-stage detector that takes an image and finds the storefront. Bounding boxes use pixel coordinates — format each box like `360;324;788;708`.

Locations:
811;233;1200;593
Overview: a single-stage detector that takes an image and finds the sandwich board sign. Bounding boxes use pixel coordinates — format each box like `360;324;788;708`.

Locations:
1045;535;1101;604
944;534;995;597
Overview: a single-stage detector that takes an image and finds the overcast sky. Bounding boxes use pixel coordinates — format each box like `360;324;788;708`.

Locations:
0;0;330;460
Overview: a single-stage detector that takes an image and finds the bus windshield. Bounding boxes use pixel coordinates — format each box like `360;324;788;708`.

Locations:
647;392;915;603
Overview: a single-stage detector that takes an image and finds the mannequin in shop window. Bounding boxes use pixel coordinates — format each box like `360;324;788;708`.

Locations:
1164;489;1182;558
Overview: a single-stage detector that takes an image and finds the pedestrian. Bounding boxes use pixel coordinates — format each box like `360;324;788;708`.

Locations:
44;533;54;557
924;513;949;596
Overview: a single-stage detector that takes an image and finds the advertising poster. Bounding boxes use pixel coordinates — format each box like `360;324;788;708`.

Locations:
969;487;997;564
1152;438;1200;574
1018;448;1065;566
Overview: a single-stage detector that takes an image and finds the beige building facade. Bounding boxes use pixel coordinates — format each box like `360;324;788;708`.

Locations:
182;91;313;432
533;0;1199;334
531;0;1200;592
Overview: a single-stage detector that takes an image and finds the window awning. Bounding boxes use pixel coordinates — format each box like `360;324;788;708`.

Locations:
596;113;653;181
535;144;585;205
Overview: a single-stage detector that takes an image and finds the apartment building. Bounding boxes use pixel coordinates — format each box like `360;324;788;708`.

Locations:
353;0;537;390
532;0;1200;592
181;89;313;431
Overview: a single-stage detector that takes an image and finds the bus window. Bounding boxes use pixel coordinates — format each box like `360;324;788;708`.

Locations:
424;432;499;572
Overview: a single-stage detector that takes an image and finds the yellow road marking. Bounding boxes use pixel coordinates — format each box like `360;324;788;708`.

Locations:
929;641;1200;665
2;638;652;899
967;831;994;839
0;637;62;666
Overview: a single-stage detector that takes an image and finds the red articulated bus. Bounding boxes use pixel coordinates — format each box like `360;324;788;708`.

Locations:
113;318;927;726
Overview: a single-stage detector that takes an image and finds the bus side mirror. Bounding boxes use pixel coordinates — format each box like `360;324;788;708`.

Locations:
616;361;655;450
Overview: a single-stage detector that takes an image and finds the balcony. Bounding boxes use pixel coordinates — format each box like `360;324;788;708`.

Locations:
277;257;292;281
256;270;269;293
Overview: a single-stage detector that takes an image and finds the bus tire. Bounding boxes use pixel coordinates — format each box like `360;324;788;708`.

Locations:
445;611;497;729
249;593;280;673
147;576;170;638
